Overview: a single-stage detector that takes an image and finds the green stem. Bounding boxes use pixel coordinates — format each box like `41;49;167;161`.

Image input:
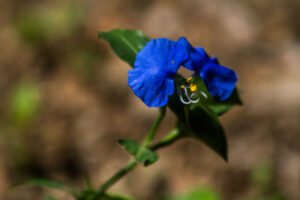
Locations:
93;128;182;200
93;107;167;199
150;128;182;151
142;107;166;147
94;159;137;199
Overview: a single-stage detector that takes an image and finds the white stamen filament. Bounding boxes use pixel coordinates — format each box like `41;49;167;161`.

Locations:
177;84;201;104
177;85;191;104
200;91;208;99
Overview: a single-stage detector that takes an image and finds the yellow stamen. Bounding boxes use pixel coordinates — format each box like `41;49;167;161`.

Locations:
190;84;197;92
187;77;193;82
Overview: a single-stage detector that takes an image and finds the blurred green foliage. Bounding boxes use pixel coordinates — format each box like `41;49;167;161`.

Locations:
251;161;287;200
251;161;274;191
44;195;60;200
256;194;287;200
70;47;100;79
8;81;40;127
15;2;82;44
167;187;220;200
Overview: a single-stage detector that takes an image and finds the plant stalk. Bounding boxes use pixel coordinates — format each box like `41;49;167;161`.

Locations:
93;107;169;199
142;107;166;147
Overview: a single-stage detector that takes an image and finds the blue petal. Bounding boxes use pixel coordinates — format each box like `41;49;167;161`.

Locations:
128;38;188;107
208;57;219;65
134;38;189;74
177;37;209;72
200;63;238;101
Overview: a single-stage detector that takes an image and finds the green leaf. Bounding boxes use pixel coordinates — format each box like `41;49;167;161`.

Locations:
168;91;228;161
187;105;228;161
119;139;158;166
99;29;150;66
13;178;78;197
209;105;233;116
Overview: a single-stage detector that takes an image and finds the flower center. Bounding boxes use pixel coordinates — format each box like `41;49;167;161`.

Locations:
176;76;207;105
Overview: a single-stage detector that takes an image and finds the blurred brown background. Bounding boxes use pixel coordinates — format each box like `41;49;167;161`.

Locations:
0;0;299;199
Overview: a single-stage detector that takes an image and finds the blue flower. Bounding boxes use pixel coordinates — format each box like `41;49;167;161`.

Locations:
177;37;238;101
128;38;189;107
177;37;209;73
